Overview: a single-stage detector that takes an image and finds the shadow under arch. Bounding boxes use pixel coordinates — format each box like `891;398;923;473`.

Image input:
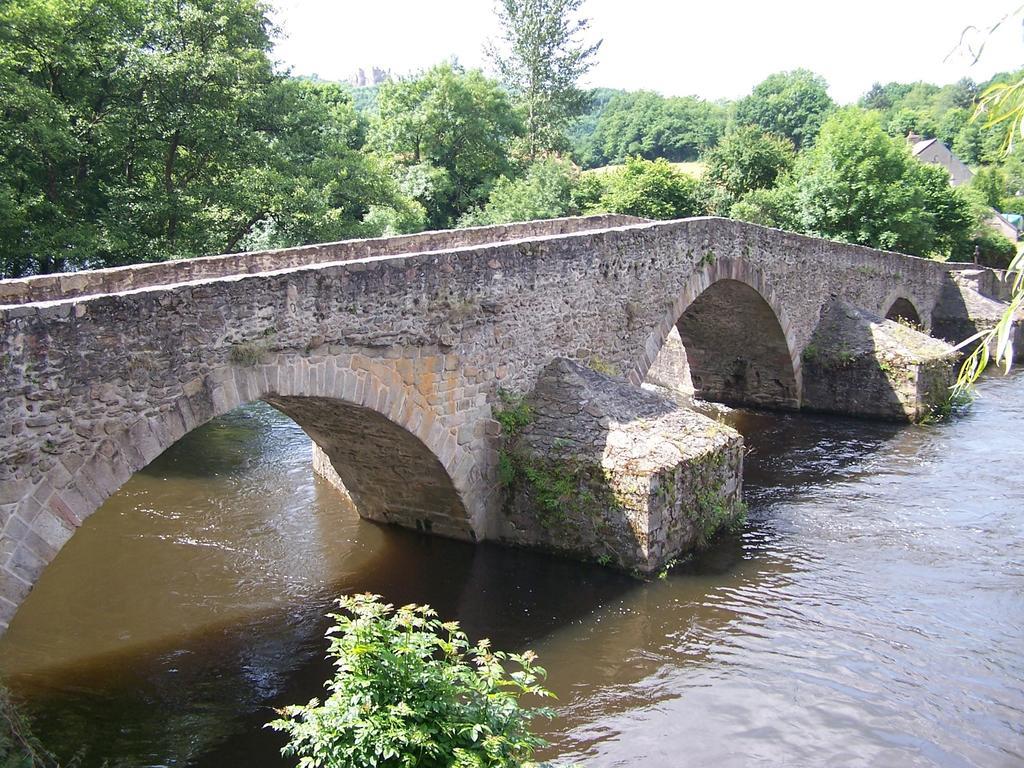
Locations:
631;258;802;409
6;354;479;631
884;296;923;327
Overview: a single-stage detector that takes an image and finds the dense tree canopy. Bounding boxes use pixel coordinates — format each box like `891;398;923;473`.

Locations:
0;0;409;277
794;109;973;258
701;126;795;214
734;69;835;149
371;63;521;229
576;91;725;168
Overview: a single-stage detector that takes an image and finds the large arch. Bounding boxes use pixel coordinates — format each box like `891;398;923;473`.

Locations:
2;354;480;631
632;258;801;409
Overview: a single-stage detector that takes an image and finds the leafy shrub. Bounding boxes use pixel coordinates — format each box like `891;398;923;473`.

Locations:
999;196;1024;216
701;126;795;213
593;157;702;219
569;172;606;213
729;184;800;231
458;159;579;227
970;228;1018;269
1;686;72;768
268;594;555;768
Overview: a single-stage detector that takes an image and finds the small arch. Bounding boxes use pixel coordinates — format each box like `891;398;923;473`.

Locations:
633;259;801;409
885;297;922;327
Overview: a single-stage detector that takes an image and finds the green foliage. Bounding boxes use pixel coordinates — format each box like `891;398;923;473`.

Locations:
349;84;381;114
0;0;409;277
970;228;1017;269
592;157;702;220
860;81;915;111
702;126;795;213
459;159;579;227
952;119;984;164
971;166;1008;208
735;69;835;149
795;109;974;258
729;184;800;231
371;63;521;229
1;685;73;767
886;108;937;140
576;91;725;168
999;196;1024;216
489;0;601;160
493;390;533;437
267;594;555;768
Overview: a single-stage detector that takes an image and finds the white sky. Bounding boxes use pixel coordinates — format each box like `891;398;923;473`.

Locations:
270;1;1024;104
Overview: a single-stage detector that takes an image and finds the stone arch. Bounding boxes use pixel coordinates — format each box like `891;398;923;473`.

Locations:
2;354;481;631
884;296;923;328
631;258;801;409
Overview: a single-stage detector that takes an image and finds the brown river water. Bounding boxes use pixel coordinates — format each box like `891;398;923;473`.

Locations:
1;373;1022;767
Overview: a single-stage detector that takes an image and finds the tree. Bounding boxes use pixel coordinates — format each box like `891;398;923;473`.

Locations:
372;63;521;229
579;91;725;168
0;0;145;276
735;69;835;149
0;0;407;277
268;594;555;768
886;108;937;139
860;81;914;112
794;108;973;258
729;184;800;232
701;126;795;214
592;157;702;220
488;0;601;160
458;158;579;227
971;166;1008;208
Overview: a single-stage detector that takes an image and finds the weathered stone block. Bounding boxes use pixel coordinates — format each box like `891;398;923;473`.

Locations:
645;326;694;396
802;301;958;421
498;359;744;574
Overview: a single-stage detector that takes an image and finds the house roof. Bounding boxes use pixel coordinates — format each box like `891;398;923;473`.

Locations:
911;138;938;156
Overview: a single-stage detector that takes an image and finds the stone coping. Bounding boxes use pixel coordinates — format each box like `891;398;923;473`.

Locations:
0;215;642;306
0;217;984;320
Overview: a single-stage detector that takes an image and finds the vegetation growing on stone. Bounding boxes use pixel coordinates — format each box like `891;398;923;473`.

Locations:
1;685;71;768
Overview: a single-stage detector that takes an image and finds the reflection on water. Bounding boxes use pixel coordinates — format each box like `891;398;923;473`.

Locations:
2;375;1023;767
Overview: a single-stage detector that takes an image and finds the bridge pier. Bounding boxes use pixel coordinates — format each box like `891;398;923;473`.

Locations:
497;359;745;573
800;302;958;421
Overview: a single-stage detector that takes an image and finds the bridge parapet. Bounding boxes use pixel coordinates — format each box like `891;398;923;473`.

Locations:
0;214;641;306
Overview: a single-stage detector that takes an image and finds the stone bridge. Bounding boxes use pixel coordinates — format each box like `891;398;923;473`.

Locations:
0;215;1017;634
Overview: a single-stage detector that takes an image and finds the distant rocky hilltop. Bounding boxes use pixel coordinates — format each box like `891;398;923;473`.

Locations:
347;67;391;88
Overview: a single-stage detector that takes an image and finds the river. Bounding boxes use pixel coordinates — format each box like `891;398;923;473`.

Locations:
1;374;1022;767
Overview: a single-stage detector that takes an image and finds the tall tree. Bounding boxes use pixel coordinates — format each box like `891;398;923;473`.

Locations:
0;0;409;277
371;63;521;229
794;108;973;259
488;0;601;160
702;125;795;214
0;0;145;276
735;69;834;150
